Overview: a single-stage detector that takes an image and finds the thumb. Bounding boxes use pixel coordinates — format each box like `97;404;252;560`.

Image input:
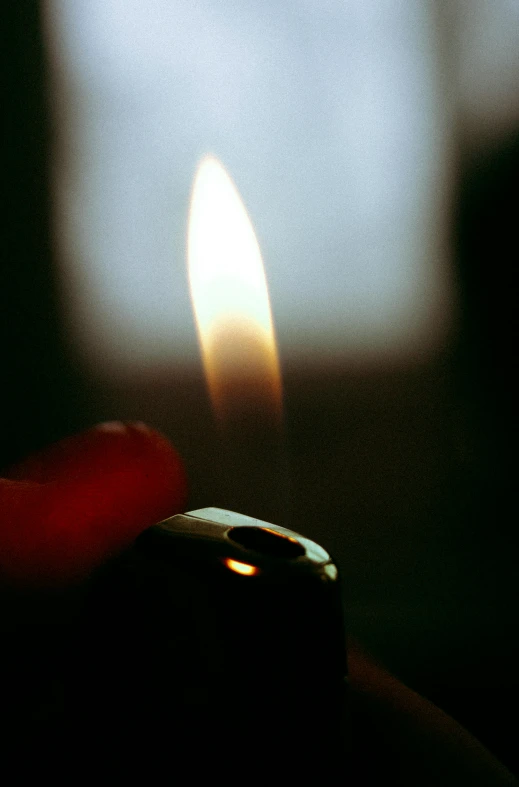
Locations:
0;422;188;586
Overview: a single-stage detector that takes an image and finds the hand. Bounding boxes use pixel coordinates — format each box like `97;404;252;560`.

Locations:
0;424;514;784
347;641;516;785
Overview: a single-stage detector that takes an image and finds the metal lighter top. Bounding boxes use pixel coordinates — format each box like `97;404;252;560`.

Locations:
140;506;337;575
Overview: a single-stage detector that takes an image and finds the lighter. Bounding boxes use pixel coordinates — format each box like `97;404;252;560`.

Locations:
71;508;348;779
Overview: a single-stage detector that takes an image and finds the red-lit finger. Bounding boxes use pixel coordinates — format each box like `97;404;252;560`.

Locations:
0;422;188;586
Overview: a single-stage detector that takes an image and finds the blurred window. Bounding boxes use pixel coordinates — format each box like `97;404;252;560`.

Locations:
44;1;518;373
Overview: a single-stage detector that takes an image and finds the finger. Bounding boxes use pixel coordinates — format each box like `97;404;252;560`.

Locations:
347;641;515;786
0;422;188;586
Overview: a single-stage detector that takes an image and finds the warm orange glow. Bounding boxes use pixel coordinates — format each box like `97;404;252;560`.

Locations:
262;527;298;545
223;558;261;576
188;155;282;423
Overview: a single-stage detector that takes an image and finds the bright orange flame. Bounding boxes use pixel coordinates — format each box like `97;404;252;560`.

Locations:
223;558;261;576
188;155;282;423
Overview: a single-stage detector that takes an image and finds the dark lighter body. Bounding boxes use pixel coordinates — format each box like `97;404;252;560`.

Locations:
71;509;348;778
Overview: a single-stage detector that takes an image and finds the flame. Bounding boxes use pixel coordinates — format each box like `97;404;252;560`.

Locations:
188;155;282;423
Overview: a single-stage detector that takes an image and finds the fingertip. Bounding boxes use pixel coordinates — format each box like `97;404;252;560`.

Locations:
94;421;129;434
7;422;187;487
117;422;189;508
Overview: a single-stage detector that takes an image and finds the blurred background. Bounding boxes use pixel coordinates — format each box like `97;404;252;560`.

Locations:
2;0;517;774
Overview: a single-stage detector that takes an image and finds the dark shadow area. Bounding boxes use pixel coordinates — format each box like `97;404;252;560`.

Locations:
0;1;87;469
426;130;518;774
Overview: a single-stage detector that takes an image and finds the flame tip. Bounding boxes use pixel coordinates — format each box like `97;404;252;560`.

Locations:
195;153;224;173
